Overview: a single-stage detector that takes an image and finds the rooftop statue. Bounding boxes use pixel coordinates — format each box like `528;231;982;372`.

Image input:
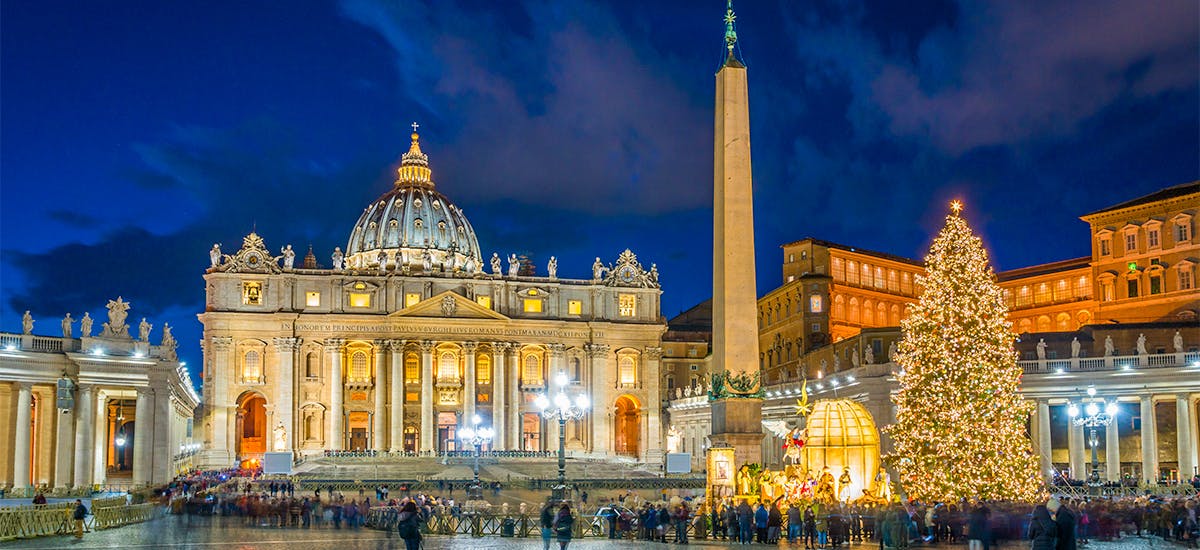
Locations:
103;297;131;338
331;247;344;270
61;313;74;338
80;312;93;337
139;318;153;342
547;256;558;279
863;345;874;365
280;244;295;269
1071;337;1081;358
491;253;502;276
160;323;178;361
1175;330;1185;353
209;244;222;267
592;257;605;280
1036;339;1047;360
22;311;33;335
1136;333;1148;355
1104;335;1115;356
507;254;519;277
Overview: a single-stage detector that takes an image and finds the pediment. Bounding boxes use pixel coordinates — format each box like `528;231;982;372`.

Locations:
389;291;509;320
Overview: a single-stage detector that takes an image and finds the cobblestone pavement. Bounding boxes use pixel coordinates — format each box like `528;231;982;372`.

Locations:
4;515;1183;549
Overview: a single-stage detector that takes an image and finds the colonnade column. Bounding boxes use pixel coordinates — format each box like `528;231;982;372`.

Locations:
72;385;95;488
274;337;298;451
372;340;387;451
54;402;75;489
644;346;664;462
506;343;521;450
1105;412;1120;482
1037;399;1052;482
1067;421;1085;480
13;382;33;490
93;392;108;484
327;339;345;450
1177;394;1195;482
151;386;170;484
132;388;151;485
389;340;404;452
1140;395;1158;484
419;341;435;453
588;344;612;455
209;337;234;465
492;343;509;450
463;342;477;423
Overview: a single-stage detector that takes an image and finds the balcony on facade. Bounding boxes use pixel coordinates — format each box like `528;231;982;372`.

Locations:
1020;351;1199;375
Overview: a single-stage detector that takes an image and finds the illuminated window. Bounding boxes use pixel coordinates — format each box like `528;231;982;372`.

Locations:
1148;229;1160;248
404;353;419;384
1035;284;1050;303
1179;268;1194;290
405;293;421;307
618;295;636;317
349;293;371;308
476;295;492;309
832;258;845;281
847;261;859;285
350;351;369;382
568;300;582;315
1074;276;1091;298
522;354;542;384
1101;281;1114;301
1125;233;1136;252
1177;221;1192;243
438;352;458;381
523;299;543;313
1099;238;1111;256
874;267;884;288
242;282;263;305
406;392;419;402
618;355;637;386
243;351;261;382
809;295;823;313
476;354;492;384
305;292;321;307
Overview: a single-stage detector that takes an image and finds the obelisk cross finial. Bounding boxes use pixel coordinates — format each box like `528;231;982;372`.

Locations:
724;0;738;54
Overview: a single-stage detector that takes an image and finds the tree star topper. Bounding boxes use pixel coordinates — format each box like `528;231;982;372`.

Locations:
950;200;963;215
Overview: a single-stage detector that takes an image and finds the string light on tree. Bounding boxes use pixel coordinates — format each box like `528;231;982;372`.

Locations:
884;199;1044;503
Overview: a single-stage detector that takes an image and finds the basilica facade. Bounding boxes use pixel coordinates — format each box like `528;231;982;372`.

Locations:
196;131;666;469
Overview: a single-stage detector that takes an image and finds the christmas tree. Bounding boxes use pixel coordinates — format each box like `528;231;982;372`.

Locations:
885;201;1043;502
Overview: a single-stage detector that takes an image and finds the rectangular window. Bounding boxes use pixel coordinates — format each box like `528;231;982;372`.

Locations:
1148;229;1160;248
567;300;582;315
1125;233;1137;251
1178;222;1191;243
618;294;636;317
305;291;321;307
1102;283;1114;302
809;295;823;313
404;354;419;384
475;295;492;309
811;323;820;333
523;299;543;313
1100;238;1111;256
1126;279;1138;298
242;282;263;305
1149;275;1161;295
1180;270;1194;290
349;293;371;308
405;293;421;307
406;392;419;402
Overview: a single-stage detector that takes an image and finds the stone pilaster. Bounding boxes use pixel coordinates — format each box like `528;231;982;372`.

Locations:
419;341;435;452
1177;394;1195;481
327;339;345;450
1140;395;1158;484
132;388;152;485
13;382;33;489
373;340;388;451
273;337;299;450
506;343;521;450
73;384;96;488
587;344;612;455
389;340;405;452
151;387;171;484
206;336;234;466
1067;421;1085;480
54;405;75;489
463;342;478;423
493;343;510;450
545;343;565;450
643;346;664;463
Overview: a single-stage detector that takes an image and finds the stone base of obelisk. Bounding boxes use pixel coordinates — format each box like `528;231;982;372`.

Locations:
709;398;764;467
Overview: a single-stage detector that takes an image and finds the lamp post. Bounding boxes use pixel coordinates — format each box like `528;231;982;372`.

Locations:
535;372;589;503
1067;386;1119;484
458;414;494;501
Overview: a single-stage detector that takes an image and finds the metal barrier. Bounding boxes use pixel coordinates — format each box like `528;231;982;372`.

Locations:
366;507;591;538
0;503;159;541
93;503;158;529
91;496;129;509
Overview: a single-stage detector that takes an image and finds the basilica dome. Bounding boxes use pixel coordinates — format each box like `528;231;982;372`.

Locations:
345;131;482;271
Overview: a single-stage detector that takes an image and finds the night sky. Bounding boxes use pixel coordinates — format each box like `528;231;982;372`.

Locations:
2;1;1197;383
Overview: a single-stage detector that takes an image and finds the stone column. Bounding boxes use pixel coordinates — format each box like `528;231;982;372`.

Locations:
1140;395;1158;484
151;387;171;484
545;344;565;451
389;340;405;452
507;343;521;450
93;393;108;484
54;405;75;489
644;346;664;463
588;344;613;455
419;341;435;453
463;342;477;423
132;388;152;485
73;384;95;488
373;340;387;451
13;382;33;490
493;343;509;450
1177;394;1196;482
327;339;345;450
1190;395;1200;481
1067;421;1085;481
273;337;298;451
1037;400;1052;481
1105;411;1121;482
208;336;234;465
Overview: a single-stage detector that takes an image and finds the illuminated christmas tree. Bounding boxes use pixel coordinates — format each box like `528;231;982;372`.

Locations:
886;201;1044;502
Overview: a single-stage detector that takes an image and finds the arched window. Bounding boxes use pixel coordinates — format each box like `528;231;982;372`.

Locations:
832;295;845;320
404;353;420;384
438;352;458;381
1036;316;1052;332
1056;313;1071;331
618;356;637;386
1018;319;1033;334
305;352;318;378
862;300;874;325
243;351;261;382
890;304;901;326
350;351;369;382
848;297;860;323
476;354;492;385
522;354;542;384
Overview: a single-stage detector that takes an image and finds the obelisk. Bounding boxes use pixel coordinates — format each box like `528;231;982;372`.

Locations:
709;0;763;468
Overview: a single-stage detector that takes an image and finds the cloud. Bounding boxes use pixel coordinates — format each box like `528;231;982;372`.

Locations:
339;0;711;215
46;210;99;229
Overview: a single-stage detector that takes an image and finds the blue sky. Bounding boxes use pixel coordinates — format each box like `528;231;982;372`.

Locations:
2;0;1197;383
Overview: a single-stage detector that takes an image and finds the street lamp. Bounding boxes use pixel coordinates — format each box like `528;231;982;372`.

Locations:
535;372;589;503
1067;386;1120;484
458;414;494;501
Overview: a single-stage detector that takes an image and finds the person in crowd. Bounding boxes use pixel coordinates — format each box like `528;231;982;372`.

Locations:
540;501;556;550
767;501;783;544
967;502;989;550
787;502;803;544
73;499;89;539
396;500;422;550
1030;504;1058;550
737;498;754;544
552;502;575;550
1049;497;1077;550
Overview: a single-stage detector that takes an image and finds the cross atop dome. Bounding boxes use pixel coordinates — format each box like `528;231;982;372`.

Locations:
397;122;433;187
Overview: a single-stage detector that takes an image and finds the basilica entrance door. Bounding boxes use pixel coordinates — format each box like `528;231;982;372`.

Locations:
347;411;370;451
614;395;641;458
403;426;418;453
437;412;457;453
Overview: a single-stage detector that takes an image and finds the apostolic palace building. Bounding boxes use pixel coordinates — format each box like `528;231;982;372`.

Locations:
193;131;666;469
